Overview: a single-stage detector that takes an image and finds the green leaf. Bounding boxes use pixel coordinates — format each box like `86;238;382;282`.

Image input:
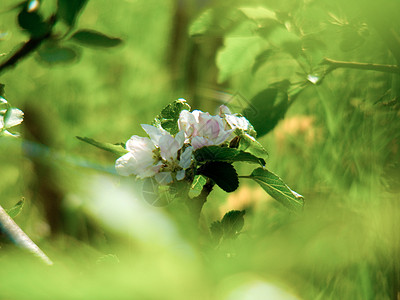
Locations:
221;210;245;238
189;7;244;37
242;84;290;137
236;131;268;158
76;136;128;157
71;30;122;48
37;43;78;64
217;33;266;83
152;99;191;135
194;146;265;166
239;6;277;21
57;0;88;27
249;167;304;211
197;161;238;193
188;175;207;199
6;199;25;219
251;49;273;74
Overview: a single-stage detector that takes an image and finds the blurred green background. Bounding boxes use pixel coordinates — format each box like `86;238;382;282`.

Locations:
1;0;399;299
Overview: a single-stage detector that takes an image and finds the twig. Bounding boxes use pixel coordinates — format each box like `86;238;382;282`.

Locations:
0;15;56;75
322;58;400;75
0;204;53;265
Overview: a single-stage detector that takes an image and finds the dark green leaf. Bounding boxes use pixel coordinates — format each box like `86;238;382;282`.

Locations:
71;30;122;48
188;175;207;199
76;136;128;157
194;146;265;166
242;84;290;137
17;8;48;37
249;167;304;211
6;199;25;219
197;161;238;193
37;43;78;64
152;99;191;135
57;0;88;27
221;210;245;238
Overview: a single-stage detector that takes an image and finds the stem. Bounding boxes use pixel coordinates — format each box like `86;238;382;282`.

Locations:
0;204;53;265
322;58;400;75
186;181;214;220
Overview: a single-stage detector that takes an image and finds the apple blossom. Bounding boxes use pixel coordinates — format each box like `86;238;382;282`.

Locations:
115;124;194;184
178;109;233;150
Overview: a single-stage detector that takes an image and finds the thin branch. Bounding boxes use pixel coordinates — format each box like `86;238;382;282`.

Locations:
0;204;53;265
322;58;400;75
0;15;56;75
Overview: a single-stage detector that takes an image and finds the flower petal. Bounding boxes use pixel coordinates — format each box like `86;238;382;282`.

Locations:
141;124;167;146
179;146;193;169
176;169;185;181
159;134;180;161
4;108;24;128
126;135;155;153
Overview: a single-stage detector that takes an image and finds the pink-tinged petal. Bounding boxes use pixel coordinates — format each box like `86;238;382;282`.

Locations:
215;129;234;145
192;136;212;150
176;169;185;181
219;105;231;116
154;172;173;185
178;110;196;138
141;124;166;146
179;146;193;169
126;135;155;153
159;134;180;161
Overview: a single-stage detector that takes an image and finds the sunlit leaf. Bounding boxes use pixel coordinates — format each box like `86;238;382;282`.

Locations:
249;167;304;211
197;161;238;193
57;0;88;27
217;24;267;82
194;146;265;166
152;99;191;135
235;131;268;158
6;199;25;219
188;175;207;199
71;30;122;48
239;6;277;21
251;49;273;74
76;136;128;157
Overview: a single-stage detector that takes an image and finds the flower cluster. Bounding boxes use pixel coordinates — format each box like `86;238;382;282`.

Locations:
115;101;252;185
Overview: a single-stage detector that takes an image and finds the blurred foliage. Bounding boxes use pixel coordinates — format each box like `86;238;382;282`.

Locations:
1;0;400;299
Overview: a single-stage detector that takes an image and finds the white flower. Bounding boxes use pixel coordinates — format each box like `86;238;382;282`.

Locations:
0;100;24;137
115;135;161;178
178;109;233;150
219;105;252;131
116;124;193;184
